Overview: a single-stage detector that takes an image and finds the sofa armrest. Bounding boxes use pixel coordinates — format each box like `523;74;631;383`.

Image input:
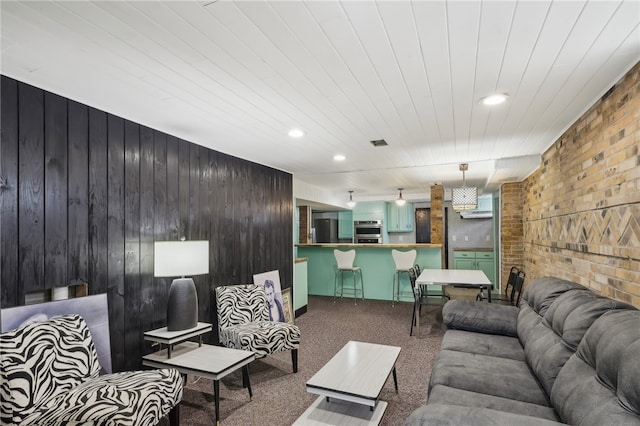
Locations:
443;300;519;337
405;404;566;426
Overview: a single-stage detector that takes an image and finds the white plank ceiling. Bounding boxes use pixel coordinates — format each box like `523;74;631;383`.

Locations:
1;0;639;204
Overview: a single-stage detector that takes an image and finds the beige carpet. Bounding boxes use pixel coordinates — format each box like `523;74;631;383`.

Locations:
175;295;446;425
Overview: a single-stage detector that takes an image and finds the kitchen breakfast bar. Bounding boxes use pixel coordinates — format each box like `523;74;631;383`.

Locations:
296;244;443;302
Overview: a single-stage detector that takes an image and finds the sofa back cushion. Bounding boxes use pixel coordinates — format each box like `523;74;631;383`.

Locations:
517;277;585;346
522;289;634;396
216;284;269;331
0;314;100;424
551;310;640;425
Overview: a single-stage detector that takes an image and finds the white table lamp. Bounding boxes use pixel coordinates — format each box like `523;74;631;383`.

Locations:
154;240;209;331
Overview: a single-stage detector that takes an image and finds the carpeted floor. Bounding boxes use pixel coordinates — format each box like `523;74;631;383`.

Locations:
175;295;446;425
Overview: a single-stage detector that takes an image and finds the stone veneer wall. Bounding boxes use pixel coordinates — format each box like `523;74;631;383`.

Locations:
522;62;640;307
500;182;524;287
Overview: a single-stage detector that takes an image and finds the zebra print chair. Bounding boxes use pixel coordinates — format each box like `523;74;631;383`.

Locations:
216;284;301;373
0;314;183;426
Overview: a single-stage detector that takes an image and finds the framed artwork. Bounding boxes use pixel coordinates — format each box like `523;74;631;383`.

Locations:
281;288;294;325
253;270;285;322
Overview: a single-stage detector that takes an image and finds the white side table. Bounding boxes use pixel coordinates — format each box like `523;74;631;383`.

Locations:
144;322;212;358
143;322;255;425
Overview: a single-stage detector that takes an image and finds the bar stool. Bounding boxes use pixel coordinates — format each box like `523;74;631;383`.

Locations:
391;249;417;306
333;249;364;305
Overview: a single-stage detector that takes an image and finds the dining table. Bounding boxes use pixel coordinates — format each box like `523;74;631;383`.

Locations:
413;268;492;335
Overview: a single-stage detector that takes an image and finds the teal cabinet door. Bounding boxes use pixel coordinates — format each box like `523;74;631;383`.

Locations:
454;251;495;285
476;252;495;284
352;201;386;222
454;258;476;270
387;202;414;232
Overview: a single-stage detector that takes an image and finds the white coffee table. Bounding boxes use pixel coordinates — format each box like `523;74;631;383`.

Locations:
296;341;401;425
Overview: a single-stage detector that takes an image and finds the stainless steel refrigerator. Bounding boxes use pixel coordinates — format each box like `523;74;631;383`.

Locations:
313;218;338;243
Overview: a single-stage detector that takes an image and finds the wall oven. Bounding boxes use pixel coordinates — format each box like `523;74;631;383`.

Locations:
354;220;383;244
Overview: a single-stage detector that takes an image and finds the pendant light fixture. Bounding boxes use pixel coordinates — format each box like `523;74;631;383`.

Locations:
395;188;406;206
452;163;478;211
346;190;356;208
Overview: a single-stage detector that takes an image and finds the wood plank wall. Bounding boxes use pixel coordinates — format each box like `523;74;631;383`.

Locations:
0;76;294;371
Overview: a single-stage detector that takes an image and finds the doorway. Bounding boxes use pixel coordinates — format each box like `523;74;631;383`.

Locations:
415;208;431;243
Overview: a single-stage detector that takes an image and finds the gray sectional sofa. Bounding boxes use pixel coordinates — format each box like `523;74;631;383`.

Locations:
406;277;640;425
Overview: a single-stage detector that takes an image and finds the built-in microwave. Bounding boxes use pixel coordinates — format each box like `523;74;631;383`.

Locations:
354;220;383;244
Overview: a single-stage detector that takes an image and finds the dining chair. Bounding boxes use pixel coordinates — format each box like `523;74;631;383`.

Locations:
477;266;520;304
333;249;364;304
215;284;300;373
391;249;417;306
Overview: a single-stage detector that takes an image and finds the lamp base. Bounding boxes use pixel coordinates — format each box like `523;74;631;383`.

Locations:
167;278;198;331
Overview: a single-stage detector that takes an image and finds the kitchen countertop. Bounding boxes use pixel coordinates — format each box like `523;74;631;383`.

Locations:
453;247;493;252
295;257;308;263
296;243;442;249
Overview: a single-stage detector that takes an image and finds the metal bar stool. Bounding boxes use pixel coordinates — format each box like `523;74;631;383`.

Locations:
391;249;417;306
333;249;365;305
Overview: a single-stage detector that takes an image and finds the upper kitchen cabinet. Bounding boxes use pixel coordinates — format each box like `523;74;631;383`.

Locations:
386;202;414;232
352;201;387;222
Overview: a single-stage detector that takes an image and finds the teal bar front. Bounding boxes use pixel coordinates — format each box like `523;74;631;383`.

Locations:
297;244;443;302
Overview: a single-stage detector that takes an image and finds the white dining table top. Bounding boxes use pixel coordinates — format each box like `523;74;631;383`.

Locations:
416;268;491;286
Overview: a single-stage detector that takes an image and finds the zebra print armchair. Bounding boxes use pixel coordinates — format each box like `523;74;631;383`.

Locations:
216;284;301;373
0;314;183;426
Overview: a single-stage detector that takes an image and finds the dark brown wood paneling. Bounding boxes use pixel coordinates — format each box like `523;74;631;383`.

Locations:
1;76;19;306
68;101;89;283
88;107;108;295
166;135;180;240
18;82;45;296
189;144;200;239
178;139;190;239
153;131;168;328
139;126;155;341
197;146;211;323
107;114;125;370
1;76;293;372
44;92;68;288
124;120;141;371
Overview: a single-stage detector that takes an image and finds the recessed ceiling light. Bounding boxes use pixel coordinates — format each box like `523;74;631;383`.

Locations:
333;154;346;161
480;94;508;105
288;129;304;138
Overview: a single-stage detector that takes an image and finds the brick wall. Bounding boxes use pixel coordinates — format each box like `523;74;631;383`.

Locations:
522;62;640;307
430;184;445;267
298;206;311;244
500;182;524;287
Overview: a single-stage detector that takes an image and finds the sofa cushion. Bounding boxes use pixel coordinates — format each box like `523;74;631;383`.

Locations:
405;403;564;426
0;314;100;424
428;384;560;421
19;369;183;426
443;300;519;337
440;330;525;362
428;349;549;406
516;277;585;347
551;310;640;426
523;289;634;396
219;321;301;357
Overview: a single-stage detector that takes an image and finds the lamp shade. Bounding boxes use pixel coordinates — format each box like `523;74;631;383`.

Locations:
154;240;209;277
452;187;478;211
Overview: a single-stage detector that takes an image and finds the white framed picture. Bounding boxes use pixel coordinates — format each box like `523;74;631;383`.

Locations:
253;270;285;322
